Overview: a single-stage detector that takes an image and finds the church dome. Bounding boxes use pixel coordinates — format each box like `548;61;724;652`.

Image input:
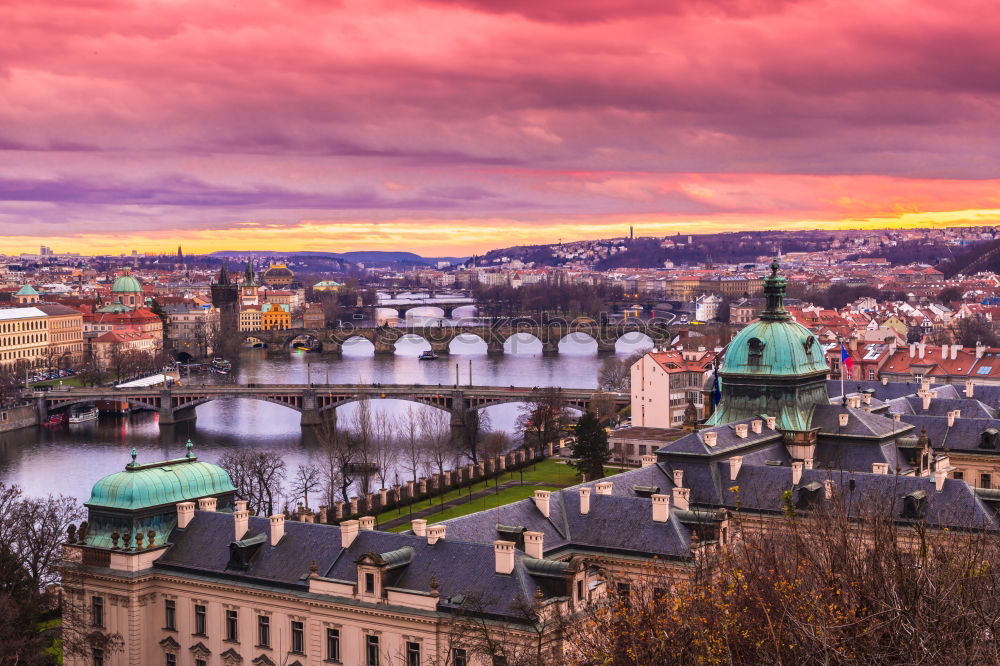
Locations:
111;267;142;294
86;444;236;511
721;260;829;378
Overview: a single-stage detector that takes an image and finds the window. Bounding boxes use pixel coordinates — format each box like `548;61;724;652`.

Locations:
452;648;467;666
364;572;375;594
164;599;176;630
954;471;965;481
92;648;105;666
194;605;206;635
291;620;304;654
617;582;631;608
577;579;583;600
982;473;992;489
91;596;104;627
406;641;420;666
868;370;876;381
166;654;176;666
326;627;340;662
366;634;380;666
196;661;206;666
225;609;238;642
257;615;270;647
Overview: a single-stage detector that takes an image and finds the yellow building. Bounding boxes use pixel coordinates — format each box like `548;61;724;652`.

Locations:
239;306;262;332
0;304;85;368
261;303;291;330
312;280;343;293
262;263;294;287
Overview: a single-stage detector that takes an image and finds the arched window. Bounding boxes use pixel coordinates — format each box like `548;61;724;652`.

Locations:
748;337;764;364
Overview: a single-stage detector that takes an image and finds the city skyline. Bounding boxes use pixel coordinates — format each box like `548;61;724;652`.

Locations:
3;0;1000;255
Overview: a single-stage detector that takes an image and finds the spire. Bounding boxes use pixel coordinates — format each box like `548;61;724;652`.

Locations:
216;260;231;285
760;257;790;321
185;439;195;459
127;448;138;469
243;261;257;286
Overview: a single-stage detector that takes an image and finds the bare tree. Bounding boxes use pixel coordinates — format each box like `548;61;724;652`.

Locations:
290;463;321;511
597;353;641;393
350;399;376;496
218;450;287;516
480;430;511;459
399;407;424;484
315;412;354;505
518;388;570;450
371;413;399;492
1;486;85;588
421;408;456;477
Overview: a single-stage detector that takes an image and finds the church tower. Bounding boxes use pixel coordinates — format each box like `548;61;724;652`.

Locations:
241;261;260;306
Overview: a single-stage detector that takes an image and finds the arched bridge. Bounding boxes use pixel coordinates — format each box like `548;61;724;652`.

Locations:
244;319;672;354
30;384;626;443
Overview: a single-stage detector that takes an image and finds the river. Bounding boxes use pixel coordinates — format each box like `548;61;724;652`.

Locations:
0;333;653;502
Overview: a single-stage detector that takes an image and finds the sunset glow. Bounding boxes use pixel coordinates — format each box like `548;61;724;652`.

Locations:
2;0;999;255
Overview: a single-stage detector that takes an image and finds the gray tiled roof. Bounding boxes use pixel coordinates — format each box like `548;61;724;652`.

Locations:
810;404;913;439
655;418;783;456
890;396;995;419
900;414;1000;454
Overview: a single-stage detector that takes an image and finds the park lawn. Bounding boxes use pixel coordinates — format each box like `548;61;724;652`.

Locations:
30;375;89;388
386;484;564;533
376;460;633;523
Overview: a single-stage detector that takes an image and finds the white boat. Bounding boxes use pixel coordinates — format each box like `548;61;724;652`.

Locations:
68;406;99;424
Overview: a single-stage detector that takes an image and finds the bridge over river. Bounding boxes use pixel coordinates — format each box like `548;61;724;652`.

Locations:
30;383;626;443
244;319;674;354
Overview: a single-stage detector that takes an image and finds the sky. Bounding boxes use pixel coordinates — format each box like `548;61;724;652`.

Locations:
2;0;1000;256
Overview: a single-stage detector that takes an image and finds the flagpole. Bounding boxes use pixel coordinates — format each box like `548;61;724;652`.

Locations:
839;337;845;404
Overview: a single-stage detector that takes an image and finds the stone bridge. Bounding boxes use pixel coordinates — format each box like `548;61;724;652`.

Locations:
246;319;673;354
31;383;625;444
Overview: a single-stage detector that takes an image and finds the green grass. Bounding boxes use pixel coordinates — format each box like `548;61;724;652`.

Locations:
30;375;89;388
386;484;564;532
377;460;589;520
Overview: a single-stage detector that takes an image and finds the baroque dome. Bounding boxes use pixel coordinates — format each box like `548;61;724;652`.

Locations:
111;267;142;294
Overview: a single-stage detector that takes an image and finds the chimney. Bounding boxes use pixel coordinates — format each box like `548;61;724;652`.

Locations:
823;479;834;500
862;393;872;405
952;344;962;360
176;502;195;529
494;540;515;574
579;487;591;515
935;467;947;492
340;519;359;548
872;462;889;475
427;524;446;545
595;481;613;496
838;413;849;427
909;343;915;358
966;379;975;398
893;412;901;422
729;456;743;481
791;461;803;485
533;490;551;518
673;469;684;488
704;431;718;447
651;494;670;522
640;454;657;468
804;458;814;469
197;497;217;512
735;423;748;438
977;341;986;359
847;396;861;409
947;410;956;427
234;500;249;540
881;376;889;386
921;378;931;393
751;419;763;434
411;519;427;537
672;487;691;511
359;516;375;531
918;343;926;359
524;531;544;558
767;416;777;430
269;514;285;546
922;392;932;411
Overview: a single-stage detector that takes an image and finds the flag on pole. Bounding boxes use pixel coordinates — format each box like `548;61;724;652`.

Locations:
840;345;854;374
712;365;722;406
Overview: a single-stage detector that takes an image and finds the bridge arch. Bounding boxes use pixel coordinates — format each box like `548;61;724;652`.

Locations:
615;331;655;353
503;332;543;355
557;331;598;354
393;334;432;355
449;332;487;355
340;336;375;355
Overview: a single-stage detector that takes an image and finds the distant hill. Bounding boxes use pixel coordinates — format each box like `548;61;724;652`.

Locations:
208;250;466;268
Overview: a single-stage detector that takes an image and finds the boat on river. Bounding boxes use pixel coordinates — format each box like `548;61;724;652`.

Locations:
68;405;99;424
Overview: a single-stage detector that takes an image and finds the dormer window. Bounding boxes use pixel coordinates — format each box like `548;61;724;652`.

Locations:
748;337;765;364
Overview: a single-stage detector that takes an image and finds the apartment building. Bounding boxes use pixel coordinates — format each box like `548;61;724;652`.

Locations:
629;349;717;428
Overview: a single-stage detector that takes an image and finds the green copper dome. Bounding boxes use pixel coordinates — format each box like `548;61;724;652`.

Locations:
86;446;236;511
721;260;828;378
15;284;38;296
111;267;142;294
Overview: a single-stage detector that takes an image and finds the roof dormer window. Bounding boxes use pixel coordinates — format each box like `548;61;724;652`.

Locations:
748;337;765;364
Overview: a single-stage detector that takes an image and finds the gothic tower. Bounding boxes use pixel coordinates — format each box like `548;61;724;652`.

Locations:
211;261;240;351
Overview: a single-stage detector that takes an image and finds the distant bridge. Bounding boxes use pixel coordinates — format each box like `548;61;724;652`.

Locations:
245;320;672;354
30;384;625;441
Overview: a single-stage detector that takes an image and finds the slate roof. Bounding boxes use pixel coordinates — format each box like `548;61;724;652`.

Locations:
654;418;783;456
810;404;913;439
825;379;962;402
887;396;995;419
899;414;1000;455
